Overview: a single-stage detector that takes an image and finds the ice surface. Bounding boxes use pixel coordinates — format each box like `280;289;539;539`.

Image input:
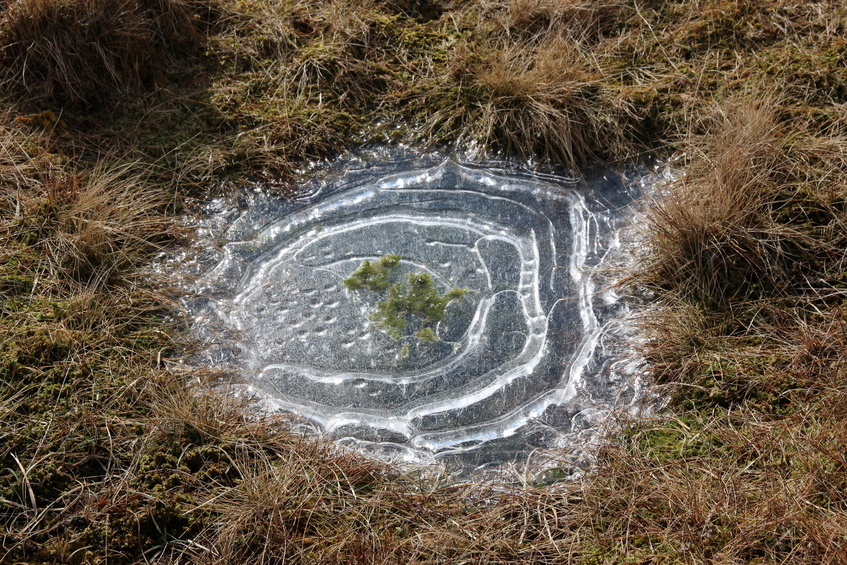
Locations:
180;158;649;472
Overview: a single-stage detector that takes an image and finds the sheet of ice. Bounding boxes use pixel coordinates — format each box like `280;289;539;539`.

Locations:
180;158;648;472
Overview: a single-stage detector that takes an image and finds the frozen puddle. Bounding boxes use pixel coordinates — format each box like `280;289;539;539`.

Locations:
180;158;649;472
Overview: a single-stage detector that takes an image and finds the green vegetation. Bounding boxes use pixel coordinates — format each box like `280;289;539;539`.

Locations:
0;0;845;563
344;255;467;341
342;254;401;291
372;273;467;341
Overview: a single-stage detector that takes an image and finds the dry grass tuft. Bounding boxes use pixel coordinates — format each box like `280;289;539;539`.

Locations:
0;143;175;290
150;374;262;443
497;0;626;41
415;29;626;168
585;301;847;564
201;0;392;178
473;33;600;166
402;0;641;169
0;0;201;109
206;444;388;564
47;165;175;285
635;96;788;306
610;82;847;563
636;92;847;310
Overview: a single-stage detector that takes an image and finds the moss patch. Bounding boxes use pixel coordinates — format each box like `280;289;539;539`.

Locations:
344;254;467;341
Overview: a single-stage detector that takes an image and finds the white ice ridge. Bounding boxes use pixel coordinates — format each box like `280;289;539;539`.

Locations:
185;159;644;469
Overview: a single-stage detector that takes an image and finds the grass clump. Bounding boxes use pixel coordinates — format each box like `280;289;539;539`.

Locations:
0;122;195;561
636;96;787;307
609;90;847;563
437;33;599;165
469;33;608;166
0;0;202;110
406;20;631;168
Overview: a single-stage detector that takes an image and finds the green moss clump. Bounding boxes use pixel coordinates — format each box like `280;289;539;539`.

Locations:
344;255;467;341
343;254;401;290
415;326;436;341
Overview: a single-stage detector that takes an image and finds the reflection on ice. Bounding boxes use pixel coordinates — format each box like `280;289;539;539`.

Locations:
180;158;650;474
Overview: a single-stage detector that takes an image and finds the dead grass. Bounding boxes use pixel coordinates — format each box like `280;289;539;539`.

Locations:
0;0;201;109
0;132;175;290
408;7;635;168
204;442;396;564
577;401;847;563
492;0;626;42
614;88;847;565
0;121;187;561
582;300;847;563
46;165;176;286
472;33;603;166
632;95;845;308
192;0;403;179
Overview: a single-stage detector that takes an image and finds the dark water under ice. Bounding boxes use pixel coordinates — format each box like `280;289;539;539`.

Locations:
177;155;653;475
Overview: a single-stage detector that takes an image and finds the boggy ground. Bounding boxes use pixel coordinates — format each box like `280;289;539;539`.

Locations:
0;0;846;563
